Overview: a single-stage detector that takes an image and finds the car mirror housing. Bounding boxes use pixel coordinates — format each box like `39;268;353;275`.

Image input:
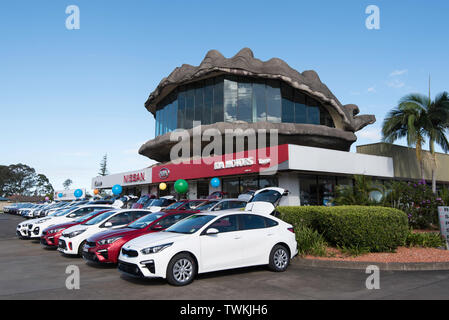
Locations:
206;228;219;235
104;222;113;228
151;224;163;231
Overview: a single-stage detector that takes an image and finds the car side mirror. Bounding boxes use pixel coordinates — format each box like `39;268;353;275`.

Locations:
151;224;163;231
206;228;219;235
104;222;113;228
68;214;76;218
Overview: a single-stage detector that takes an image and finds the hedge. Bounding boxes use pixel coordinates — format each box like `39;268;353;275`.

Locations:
278;206;409;252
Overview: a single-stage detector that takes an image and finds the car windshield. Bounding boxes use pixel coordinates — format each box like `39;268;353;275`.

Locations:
54;207;79;217
127;212;165;229
195;201;219;211
165;214;215;234
73;209;107;223
164;201;184;210
150;199;169;207
136;196;149;204
249;190;282;204
82;210;118;225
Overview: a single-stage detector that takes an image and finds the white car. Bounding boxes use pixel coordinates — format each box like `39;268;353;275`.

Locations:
20;205;114;239
117;204;297;286
58;209;152;256
146;196;176;212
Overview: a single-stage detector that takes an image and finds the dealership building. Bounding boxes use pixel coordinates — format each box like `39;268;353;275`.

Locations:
92;48;449;205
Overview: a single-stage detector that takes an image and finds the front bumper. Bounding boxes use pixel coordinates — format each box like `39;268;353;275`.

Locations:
17;225;30;239
57;236;80;255
81;242;116;264
118;249;170;279
40;232;60;248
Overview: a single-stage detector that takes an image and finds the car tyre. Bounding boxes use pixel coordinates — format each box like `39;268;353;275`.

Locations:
166;253;196;286
78;240;86;256
268;244;290;272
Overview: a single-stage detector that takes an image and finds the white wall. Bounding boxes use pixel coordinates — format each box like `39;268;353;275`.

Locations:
288;145;394;178
91;168;152;189
278;173;300;206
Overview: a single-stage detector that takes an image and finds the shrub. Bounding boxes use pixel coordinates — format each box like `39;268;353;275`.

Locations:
293;224;328;257
406;231;445;248
278;206;409;252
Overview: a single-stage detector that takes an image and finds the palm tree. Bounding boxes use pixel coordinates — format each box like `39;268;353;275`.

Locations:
382;91;449;193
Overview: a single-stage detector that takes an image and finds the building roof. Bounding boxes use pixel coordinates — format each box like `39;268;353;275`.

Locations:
144;48;375;133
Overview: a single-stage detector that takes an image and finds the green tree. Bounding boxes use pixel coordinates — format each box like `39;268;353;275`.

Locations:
0;164;54;197
98;154;109;176
382;91;449;192
63;179;73;190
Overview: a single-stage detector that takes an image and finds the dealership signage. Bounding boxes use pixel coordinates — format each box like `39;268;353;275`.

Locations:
438;206;449;250
213;157;272;170
123;172;145;184
158;168;170;179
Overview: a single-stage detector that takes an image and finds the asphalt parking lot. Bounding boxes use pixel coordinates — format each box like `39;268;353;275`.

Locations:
1;214;449;300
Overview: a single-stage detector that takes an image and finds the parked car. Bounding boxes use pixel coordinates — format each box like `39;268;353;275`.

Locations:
40;209;112;248
58;209;151;256
82;209;196;264
117;210;297;286
17;205;114;239
132;194;157;209
207;191;228;200
194;199;247;212
145;196;177;212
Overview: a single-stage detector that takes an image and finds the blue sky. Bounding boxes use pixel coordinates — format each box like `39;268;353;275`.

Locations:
1;0;448;191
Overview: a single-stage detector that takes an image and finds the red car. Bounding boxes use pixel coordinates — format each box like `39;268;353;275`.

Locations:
40;209;112;248
82;202;203;264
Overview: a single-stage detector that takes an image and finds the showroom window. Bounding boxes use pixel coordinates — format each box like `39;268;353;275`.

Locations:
154;76;335;137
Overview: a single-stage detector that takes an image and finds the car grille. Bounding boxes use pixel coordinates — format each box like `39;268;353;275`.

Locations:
121;248;138;257
118;261;143;277
82;251;97;262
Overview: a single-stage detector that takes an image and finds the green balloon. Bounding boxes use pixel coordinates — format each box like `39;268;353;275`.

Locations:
174;179;189;194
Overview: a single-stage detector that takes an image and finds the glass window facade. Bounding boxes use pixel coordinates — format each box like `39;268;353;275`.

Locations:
155;76;335;136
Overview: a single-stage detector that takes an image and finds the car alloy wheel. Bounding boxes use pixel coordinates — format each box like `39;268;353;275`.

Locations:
173;258;193;283
273;248;288;269
268;244;290;272
167;253;196;286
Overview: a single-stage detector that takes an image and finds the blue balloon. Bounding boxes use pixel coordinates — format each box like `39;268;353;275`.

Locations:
74;189;83;198
112;184;123;195
210;177;220;188
58;193;63;198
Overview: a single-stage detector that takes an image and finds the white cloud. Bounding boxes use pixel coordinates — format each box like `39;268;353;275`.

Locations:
390;69;408;77
367;86;376;93
357;127;382;141
387;79;405;88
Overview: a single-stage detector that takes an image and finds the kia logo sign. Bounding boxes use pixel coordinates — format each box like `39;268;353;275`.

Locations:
159;168;170;179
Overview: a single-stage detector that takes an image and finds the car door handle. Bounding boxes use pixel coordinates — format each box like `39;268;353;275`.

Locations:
234;236;242;239
267;233;274;236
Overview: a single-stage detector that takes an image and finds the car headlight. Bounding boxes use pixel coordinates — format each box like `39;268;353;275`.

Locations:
48;228;65;234
140;242;173;255
98;237;123;245
36;218;51;224
63;229;86;238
